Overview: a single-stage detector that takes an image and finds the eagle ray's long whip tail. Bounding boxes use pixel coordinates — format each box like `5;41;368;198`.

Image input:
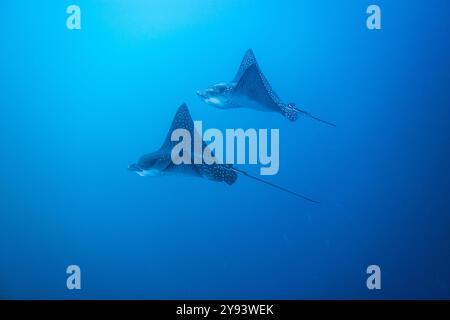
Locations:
293;106;336;127
231;167;320;204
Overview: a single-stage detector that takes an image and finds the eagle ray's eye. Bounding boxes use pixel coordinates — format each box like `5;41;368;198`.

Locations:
213;84;226;93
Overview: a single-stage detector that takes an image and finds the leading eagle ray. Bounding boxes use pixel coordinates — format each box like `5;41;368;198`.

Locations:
129;104;319;203
197;49;336;127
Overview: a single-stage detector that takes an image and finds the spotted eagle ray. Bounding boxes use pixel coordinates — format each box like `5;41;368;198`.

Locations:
196;49;336;127
129;104;319;203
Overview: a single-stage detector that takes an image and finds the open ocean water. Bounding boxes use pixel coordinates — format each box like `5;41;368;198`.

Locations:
0;0;449;299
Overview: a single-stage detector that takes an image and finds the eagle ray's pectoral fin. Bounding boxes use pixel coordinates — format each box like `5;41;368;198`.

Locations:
232;49;258;84
233;64;281;112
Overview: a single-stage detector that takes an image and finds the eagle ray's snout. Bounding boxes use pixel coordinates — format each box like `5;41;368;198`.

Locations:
196;90;207;99
128;163;142;172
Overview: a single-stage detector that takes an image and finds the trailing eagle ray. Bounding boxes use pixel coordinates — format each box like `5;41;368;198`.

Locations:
197;49;336;127
129;104;319;203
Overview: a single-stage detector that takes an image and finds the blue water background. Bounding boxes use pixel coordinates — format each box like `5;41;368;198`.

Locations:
0;0;449;299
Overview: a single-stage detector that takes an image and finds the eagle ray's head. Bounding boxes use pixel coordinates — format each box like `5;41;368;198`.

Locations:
128;152;164;177
196;83;234;109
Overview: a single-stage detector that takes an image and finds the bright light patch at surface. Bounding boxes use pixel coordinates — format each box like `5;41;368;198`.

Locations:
101;0;237;37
